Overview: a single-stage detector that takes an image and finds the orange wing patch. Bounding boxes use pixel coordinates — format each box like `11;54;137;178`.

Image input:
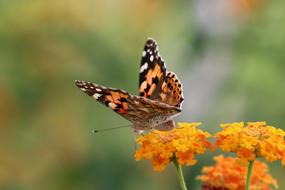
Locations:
106;91;129;114
140;64;164;98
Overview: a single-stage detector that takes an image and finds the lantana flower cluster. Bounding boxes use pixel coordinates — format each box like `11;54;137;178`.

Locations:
197;155;278;190
134;121;285;190
215;122;285;164
135;122;211;171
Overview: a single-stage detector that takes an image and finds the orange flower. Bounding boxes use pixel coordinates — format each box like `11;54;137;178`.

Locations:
135;122;212;171
215;122;285;164
197;155;278;190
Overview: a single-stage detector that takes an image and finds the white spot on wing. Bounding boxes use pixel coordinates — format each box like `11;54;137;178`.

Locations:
108;102;117;109
142;51;146;57
140;62;148;73
93;93;102;99
96;88;102;92
150;55;154;62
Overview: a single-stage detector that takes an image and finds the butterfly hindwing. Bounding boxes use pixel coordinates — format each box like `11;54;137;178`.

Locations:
159;72;184;108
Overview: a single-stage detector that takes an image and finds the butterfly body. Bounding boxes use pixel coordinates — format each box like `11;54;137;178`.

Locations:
75;38;184;132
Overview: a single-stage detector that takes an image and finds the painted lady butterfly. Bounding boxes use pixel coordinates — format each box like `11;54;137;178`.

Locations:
75;38;184;132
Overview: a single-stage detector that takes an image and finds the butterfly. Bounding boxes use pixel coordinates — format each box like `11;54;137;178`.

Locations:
75;38;184;132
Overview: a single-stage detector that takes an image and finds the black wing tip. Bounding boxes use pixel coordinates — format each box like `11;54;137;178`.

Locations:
147;37;155;41
74;79;85;87
75;79;81;82
74;80;95;96
146;37;157;46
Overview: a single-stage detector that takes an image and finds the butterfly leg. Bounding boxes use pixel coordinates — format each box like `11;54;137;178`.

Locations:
132;128;145;152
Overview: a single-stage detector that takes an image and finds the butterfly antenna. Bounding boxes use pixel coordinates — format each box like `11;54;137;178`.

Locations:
92;124;132;133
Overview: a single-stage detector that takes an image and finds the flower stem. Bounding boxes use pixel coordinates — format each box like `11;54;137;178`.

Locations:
245;160;255;190
173;159;188;190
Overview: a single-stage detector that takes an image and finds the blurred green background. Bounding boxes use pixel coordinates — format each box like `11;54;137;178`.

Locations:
0;0;284;189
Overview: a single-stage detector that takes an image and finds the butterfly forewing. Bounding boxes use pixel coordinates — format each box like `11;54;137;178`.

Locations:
75;80;131;115
139;38;184;108
139;38;166;99
75;80;180;129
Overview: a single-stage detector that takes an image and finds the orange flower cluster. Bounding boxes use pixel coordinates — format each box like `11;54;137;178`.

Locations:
134;122;211;171
215;122;285;164
197;155;278;190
